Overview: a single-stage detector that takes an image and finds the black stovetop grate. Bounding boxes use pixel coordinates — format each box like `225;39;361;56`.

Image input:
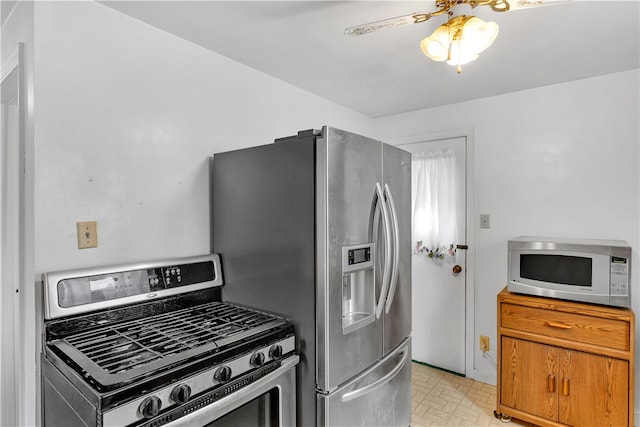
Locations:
58;301;284;375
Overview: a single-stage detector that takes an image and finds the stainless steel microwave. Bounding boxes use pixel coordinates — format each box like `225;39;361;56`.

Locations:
508;237;631;308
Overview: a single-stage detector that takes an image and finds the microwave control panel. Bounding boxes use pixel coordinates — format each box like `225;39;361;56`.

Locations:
610;256;629;296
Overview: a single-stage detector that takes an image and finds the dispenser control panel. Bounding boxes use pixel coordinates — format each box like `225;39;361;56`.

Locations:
348;247;371;266
342;243;374;274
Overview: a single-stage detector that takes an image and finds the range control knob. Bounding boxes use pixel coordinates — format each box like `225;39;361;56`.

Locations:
250;351;266;367
138;396;162;419
269;344;283;359
170;384;191;404
214;365;232;383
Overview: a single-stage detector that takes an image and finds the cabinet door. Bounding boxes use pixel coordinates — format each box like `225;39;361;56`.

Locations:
501;337;558;421
558;350;629;427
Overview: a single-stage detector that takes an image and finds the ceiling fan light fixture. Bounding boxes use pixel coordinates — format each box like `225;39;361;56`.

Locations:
419;25;450;61
420;15;499;72
462;16;499;54
447;39;479;66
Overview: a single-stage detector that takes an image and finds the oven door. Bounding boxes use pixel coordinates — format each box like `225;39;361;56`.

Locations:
168;355;298;427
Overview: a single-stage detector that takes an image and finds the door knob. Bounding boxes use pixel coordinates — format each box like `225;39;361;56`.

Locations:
452;265;462;274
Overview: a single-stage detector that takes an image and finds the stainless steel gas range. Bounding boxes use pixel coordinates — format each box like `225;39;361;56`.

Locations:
40;254;298;427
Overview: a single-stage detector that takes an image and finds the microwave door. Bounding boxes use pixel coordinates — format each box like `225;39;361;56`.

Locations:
509;250;612;305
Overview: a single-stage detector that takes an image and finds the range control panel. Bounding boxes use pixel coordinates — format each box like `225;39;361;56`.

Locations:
147;261;215;291
43;254;223;319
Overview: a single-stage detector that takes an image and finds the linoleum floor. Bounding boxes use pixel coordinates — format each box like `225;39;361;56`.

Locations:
411;362;531;427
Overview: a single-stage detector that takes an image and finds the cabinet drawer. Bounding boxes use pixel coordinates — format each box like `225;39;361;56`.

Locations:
500;303;630;351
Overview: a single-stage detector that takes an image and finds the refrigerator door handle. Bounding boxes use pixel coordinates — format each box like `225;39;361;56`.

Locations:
340;346;409;403
370;183;392;319
383;183;400;314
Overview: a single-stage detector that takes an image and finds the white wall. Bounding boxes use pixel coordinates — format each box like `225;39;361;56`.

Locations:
375;69;640;416
33;1;373;273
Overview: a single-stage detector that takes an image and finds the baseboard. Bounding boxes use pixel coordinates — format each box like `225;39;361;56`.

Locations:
411;360;465;377
468;368;496;386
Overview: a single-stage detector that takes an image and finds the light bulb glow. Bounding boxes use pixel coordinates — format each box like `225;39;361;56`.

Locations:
419;24;450;61
420;15;499;69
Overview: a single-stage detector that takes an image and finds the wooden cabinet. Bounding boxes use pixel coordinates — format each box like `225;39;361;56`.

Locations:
497;288;634;427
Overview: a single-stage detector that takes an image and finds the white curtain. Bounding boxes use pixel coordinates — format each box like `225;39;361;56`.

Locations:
412;149;458;255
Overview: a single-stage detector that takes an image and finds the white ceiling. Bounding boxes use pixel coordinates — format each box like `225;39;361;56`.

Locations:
99;1;639;117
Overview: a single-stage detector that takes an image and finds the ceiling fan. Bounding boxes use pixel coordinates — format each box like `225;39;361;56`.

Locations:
344;0;573;72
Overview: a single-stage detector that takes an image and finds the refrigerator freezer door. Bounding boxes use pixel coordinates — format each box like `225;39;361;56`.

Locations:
382;143;412;354
316;127;385;393
317;338;412;427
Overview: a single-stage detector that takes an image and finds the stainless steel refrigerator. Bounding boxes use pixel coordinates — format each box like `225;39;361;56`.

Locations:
210;126;411;426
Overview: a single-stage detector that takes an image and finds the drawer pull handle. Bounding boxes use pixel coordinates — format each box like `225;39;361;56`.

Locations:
545;321;572;330
547;374;556;393
562;378;570;396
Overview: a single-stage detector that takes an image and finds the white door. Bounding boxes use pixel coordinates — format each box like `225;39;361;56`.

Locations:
401;137;466;374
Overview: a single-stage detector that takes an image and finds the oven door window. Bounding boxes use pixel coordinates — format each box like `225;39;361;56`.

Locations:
205;388;279;427
520;254;592;287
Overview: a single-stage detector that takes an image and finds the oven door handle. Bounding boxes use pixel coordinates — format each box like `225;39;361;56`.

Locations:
165;355;299;427
341;346;408;403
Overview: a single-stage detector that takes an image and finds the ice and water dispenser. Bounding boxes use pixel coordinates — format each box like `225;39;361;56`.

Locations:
342;243;375;334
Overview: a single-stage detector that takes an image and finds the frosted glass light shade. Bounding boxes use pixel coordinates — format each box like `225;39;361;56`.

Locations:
419;25;450;62
420;15;499;66
462;17;499;55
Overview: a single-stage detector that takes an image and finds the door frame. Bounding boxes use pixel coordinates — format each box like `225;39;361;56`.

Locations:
0;43;24;427
389;127;477;380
